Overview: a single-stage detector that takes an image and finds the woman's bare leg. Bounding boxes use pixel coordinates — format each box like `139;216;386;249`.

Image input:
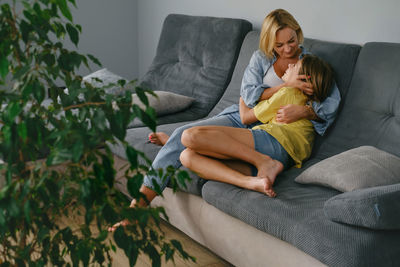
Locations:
181;126;284;185
148;132;170;146
180;148;276;197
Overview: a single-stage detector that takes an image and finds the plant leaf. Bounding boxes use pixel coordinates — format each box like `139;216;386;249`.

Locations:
57;0;73;22
66;23;79;46
0;56;9;79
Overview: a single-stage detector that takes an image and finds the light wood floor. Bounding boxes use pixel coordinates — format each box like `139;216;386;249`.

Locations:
61;209;232;267
110;219;232;267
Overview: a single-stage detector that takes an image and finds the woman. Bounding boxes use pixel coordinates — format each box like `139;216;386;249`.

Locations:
109;9;340;231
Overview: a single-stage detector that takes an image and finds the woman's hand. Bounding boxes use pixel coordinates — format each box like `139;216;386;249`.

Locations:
282;63;314;95
276;104;309;123
239;97;258;125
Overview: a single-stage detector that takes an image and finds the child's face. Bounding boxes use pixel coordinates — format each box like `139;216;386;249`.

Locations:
282;59;302;82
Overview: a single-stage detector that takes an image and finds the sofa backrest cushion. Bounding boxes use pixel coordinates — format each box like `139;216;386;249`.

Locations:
314;42;400;159
209;31;259;116
140;14;252;124
303;38;361;98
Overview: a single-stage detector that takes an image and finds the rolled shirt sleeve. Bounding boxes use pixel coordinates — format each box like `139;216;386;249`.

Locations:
240;50;270;108
311;81;341;136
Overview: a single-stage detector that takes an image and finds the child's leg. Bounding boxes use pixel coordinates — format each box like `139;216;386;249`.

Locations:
181;126;284;184
180;148;276;197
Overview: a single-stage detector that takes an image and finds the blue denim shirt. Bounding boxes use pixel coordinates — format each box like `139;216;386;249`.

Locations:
219;47;341;136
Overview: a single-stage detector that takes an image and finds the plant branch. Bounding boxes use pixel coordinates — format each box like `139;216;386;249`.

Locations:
63;102;106;111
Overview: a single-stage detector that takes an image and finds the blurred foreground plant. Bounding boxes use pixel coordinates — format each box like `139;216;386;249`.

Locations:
0;0;193;266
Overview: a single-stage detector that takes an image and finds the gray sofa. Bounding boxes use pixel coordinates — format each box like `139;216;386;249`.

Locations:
111;14;400;267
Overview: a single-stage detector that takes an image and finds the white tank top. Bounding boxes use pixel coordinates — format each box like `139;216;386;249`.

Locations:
263;65;283;87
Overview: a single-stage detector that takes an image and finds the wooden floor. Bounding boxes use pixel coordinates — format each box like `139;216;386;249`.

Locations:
110;219;232;267
61;209;232;267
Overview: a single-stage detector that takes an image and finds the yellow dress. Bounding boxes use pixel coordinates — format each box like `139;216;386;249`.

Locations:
252;87;315;168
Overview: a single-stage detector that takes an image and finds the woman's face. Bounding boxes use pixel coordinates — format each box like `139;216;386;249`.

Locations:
274;27;299;59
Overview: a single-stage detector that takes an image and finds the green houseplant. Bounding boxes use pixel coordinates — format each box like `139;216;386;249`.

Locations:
0;0;194;266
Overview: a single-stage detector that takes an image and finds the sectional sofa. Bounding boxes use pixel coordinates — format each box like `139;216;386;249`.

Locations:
109;14;400;267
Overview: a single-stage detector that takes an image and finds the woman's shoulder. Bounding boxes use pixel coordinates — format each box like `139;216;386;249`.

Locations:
249;49;274;69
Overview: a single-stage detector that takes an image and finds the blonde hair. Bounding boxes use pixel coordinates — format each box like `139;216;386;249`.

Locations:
300;55;334;103
259;9;304;58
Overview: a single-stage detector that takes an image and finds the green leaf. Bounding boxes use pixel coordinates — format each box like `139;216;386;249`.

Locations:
66;23;79;46
87;54;102;67
102;154;115;188
6;102;22;122
126;146;138;169
32;80;45;103
127;174;144;198
17;122;28;141
57;0;73;22
0;56;9;79
24;200;32;225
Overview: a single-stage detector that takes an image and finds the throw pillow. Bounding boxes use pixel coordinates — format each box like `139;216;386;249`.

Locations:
295;146;400;192
132;91;195;116
83;68;128;95
324;183;400;230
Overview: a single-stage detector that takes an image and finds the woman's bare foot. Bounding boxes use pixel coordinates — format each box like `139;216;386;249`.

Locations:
256;157;284;187
148;132;169;146
108;199;139;232
108;219;130;232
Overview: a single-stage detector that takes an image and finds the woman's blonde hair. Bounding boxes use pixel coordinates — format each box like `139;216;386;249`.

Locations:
259;9;304;58
300;55;334;103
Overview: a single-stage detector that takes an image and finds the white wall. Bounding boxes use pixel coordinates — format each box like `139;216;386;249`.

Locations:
137;0;400;77
71;0;138;79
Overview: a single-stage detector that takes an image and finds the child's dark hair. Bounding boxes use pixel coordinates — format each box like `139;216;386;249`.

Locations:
299;54;334;102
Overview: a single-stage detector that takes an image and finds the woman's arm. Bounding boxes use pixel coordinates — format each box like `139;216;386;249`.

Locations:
276;82;341;135
239;97;258;125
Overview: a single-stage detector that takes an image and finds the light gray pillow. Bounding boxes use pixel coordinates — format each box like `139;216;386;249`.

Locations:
83;69;195;116
295;146;400;192
132;91;195;116
83;68;128;95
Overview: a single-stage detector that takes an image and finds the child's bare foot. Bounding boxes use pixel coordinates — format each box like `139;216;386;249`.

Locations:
148;132;169;146
250;177;277;198
256;157;284;187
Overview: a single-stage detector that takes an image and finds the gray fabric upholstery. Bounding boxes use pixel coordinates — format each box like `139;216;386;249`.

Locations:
295;146;400;192
138;14;252;127
312;42;400;160
324;183;400;230
202;164;400;267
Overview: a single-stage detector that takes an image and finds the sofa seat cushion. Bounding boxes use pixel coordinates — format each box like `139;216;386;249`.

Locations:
295;146;400;192
324;183;400;230
201;159;400;267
